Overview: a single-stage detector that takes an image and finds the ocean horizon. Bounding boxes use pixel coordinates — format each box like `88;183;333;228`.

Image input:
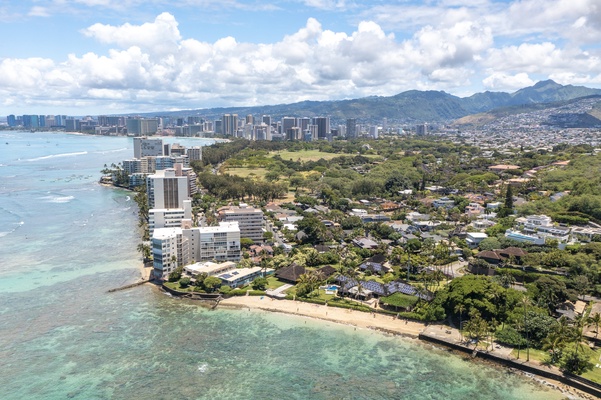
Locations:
0;131;565;399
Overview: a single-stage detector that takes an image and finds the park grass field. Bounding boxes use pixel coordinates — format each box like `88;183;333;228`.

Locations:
222;167;269;180
271;149;343;161
271;149;380;162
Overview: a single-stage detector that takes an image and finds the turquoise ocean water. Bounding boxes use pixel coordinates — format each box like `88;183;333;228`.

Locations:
0;131;564;399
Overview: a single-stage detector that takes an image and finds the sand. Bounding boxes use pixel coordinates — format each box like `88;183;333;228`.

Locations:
218;295;594;400
219;295;426;337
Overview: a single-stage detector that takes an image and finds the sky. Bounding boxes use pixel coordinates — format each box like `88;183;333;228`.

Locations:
1;0;601;115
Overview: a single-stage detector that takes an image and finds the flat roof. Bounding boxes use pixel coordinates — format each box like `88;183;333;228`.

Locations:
185;261;236;276
218;267;274;282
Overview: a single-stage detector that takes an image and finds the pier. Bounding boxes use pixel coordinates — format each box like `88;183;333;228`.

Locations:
107;279;150;293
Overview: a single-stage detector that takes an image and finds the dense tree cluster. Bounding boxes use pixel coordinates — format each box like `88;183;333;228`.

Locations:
198;172;287;202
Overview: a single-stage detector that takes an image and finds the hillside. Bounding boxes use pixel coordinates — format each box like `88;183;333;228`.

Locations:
141;80;601;124
453;95;601;129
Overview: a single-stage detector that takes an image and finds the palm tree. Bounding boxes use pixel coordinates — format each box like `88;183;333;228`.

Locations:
495;273;515;289
297;270;322;297
521;295;531;362
354;280;365;301
573;314;588;354
259;250;271;277
542;329;566;364
137;243;152;263
588;312;601;338
455;304;466;341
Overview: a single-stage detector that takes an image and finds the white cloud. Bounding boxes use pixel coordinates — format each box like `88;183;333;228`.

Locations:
82;12;181;56
482;72;534;91
414;21;493;71
302;0;347;11
28;6;50;17
504;0;601;42
483;42;601;75
5;9;601;114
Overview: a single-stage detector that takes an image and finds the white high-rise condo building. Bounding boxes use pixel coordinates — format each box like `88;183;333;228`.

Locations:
146;168;190;209
152;222;241;279
133;137;163;159
218;204;264;243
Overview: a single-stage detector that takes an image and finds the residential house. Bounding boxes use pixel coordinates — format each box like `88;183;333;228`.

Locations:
466;232;488;248
275;262;306;283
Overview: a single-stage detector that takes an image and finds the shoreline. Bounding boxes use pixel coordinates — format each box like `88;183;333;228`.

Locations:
219;295;426;337
215;294;592;400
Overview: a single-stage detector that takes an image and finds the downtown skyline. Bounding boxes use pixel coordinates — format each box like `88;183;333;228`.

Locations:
1;0;601;115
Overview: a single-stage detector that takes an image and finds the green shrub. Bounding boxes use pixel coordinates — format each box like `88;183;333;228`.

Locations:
219;286;232;295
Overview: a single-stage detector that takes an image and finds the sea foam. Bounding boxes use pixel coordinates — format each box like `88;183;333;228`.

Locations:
41;195;75;203
25;151;88;162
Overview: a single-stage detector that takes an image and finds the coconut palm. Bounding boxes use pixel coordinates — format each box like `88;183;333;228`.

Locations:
573;314;588;353
455;304;466;341
137;242;152;262
588;312;601;338
495;273;515;289
521;295;531;361
542;329;566;364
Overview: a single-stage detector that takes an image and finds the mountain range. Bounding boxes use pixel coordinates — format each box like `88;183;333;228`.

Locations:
149;80;601;124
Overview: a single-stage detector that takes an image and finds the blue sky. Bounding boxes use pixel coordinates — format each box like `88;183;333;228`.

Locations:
1;0;601;115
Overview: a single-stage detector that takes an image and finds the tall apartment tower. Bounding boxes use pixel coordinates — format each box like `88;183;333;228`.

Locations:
146;168;190;209
346;118;357;139
222;114;238;136
281;117;296;133
312;117;330;140
218;204;264;243
126;118;158;136
187;147;202;162
151;222;241;279
133;137;163;159
262;115;272;127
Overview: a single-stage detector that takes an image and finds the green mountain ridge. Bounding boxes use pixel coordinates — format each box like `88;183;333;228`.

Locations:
137;80;601;124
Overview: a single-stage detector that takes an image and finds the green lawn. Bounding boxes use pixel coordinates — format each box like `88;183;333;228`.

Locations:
163;281;193;292
510;347;601;384
222;167;269;180
509;347;548;363
580;348;601;383
266;276;287;290
271;150;347;161
271;150;381;162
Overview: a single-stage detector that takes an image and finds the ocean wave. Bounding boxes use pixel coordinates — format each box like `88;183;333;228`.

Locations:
94;148;128;154
0;221;24;238
24;151;88;162
41;195;75;203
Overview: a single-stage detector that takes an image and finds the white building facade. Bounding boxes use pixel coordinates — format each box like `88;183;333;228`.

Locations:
218;204;264;243
152;222;241;279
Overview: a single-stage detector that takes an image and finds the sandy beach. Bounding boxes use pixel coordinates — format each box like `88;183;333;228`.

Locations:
220;295;428;337
218;294;594;400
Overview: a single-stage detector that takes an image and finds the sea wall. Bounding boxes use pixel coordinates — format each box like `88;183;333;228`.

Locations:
419;332;601;399
161;284;221;299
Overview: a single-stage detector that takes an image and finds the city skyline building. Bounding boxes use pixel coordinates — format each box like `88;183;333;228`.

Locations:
222;114;238;136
